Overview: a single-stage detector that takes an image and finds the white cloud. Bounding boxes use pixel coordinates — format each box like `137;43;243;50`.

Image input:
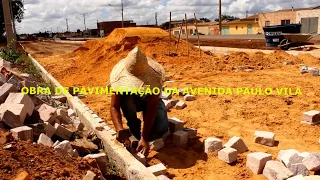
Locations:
16;0;320;34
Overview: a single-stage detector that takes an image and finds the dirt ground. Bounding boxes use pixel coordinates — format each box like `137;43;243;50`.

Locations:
21;28;320;180
20;41;80;58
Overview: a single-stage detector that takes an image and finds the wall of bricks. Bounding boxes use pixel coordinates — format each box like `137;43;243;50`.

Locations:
296;9;320;33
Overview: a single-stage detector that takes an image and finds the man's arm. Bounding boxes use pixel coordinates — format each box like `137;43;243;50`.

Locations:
110;94;124;132
141;94;160;141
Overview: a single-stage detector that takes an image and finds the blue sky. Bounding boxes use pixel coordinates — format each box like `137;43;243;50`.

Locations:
17;0;320;34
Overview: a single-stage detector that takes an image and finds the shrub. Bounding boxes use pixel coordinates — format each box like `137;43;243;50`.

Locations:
0;47;23;64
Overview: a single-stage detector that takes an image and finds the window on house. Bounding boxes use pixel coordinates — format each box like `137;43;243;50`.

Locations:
265;21;270;26
281;20;290;25
174;31;180;35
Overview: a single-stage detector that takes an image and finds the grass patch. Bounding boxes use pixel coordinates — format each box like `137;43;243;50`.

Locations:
0;47;23;64
105;161;123;178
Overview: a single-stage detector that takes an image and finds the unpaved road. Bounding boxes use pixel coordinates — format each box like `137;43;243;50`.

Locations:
20;41;81;58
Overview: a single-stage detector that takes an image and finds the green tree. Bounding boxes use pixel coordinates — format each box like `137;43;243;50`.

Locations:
0;0;24;41
215;15;239;22
200;18;211;22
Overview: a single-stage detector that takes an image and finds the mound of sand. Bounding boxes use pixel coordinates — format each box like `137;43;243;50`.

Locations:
43;27;211;86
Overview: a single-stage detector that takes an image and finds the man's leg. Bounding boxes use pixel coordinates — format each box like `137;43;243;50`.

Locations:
120;95;143;140
143;99;169;140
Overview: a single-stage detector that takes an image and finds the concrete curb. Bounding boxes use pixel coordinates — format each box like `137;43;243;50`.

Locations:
43;40;85;44
20;44;158;180
200;46;320;57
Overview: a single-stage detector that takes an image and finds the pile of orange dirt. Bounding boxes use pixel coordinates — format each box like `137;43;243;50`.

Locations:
0;129;122;180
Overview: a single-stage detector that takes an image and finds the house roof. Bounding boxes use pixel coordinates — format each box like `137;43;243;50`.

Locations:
240;14;259;20
196;22;219;26
222;15;259;25
223;20;258;25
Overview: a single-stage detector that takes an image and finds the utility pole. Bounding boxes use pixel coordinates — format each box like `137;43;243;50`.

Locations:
9;0;17;41
219;0;222;35
81;13;88;30
108;1;124;28
246;10;248;17
66;19;69;32
155;12;158;26
121;0;124;28
3;0;16;49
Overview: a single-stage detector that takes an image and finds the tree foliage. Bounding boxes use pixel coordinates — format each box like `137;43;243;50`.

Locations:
200;18;211;22
0;0;24;39
215;15;239;22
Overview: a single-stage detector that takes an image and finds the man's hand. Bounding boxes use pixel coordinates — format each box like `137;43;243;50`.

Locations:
136;137;150;156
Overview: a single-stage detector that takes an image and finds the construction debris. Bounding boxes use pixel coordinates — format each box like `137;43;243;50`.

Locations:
184;94;196;101
246;152;272;174
0;58;122;179
0;83;18;104
160;91;172;100
168;117;184;133
37;133;53;147
83;170;96;180
147;163;167;176
149;138;164;151
44;122;56;138
254;131;275;147
84;153;108;175
224;136;248;154
204;137;223;153
302;110;320;125
53;140;74;156
218;147;238;164
263;160;294;180
37;104;57;124
71;138;99;155
183;128;197;139
0;103;27;128
5;93;35;116
54;123;73;140
278;149;300;166
302;153;320;171
173;130;188;146
10;126;33;141
175;101;187;110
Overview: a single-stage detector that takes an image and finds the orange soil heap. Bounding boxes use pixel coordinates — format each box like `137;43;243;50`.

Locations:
47;27;210;87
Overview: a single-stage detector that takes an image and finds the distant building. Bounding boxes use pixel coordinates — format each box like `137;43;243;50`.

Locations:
259;6;320;33
97;20;136;36
136;25;158;28
84;29;98;37
171;22;219;35
220;15;260;35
